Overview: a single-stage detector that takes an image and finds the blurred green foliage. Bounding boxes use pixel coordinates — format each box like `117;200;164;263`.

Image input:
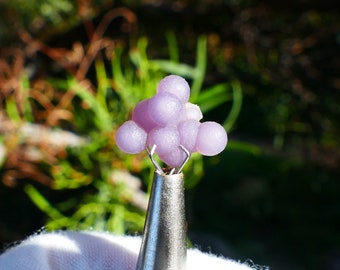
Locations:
0;0;112;44
0;23;241;233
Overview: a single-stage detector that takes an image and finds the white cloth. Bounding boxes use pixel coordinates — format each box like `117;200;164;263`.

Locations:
0;231;256;270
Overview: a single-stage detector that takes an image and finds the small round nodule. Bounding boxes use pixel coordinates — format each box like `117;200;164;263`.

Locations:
159;147;187;168
182;103;203;121
115;121;147;154
178;119;200;153
195;122;228;156
132;99;157;132
157;75;190;104
147;126;180;156
148;92;183;126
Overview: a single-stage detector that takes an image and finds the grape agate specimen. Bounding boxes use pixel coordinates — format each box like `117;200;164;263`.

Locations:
115;120;147;154
115;75;228;167
195;121;228;156
132;99;157;132
148;92;183;126
157;74;190;103
147;126;180;156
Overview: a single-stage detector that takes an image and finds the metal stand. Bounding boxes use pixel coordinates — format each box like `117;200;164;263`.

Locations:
136;170;186;270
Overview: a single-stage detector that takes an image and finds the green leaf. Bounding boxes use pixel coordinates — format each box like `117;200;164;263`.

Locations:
227;140;262;155
223;81;243;132
5;97;21;123
68;78;112;131
25;185;65;221
196;83;233;113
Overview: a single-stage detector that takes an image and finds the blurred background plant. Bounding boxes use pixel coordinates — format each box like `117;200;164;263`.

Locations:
0;1;240;237
0;1;339;270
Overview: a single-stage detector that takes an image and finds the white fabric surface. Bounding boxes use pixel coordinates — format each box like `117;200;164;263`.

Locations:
0;231;256;270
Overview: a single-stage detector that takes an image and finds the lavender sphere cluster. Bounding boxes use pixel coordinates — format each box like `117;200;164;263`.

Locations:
115;75;228;167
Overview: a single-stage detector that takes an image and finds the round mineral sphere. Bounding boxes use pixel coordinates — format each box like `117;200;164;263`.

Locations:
147;126;180;156
195;121;228;156
182;103;203;121
157;75;190;104
132;99;157;132
178;119;200;153
159;147;186;168
148;92;183;126
115;120;147;154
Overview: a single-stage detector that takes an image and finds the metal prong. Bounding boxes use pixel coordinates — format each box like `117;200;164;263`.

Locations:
169;167;176;175
176;145;190;174
146;145;163;174
146;144;190;174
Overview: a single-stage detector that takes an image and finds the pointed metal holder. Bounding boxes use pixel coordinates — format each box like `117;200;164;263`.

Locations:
136;145;189;270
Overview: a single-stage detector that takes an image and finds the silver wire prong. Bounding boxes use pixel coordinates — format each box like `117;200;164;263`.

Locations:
146;145;163;174
169;167;176;175
146;144;191;175
176;145;190;174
